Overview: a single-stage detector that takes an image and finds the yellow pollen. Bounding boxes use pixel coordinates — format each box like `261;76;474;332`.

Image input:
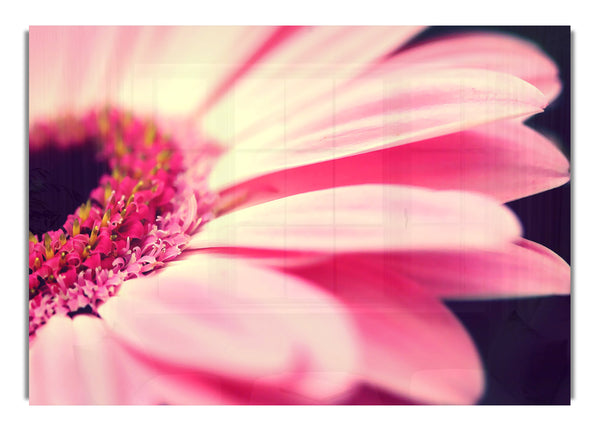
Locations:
132;180;144;193
122;194;135;217
59;251;67;265
89;225;100;246
29;232;38;244
43;233;54;259
59;232;66;246
101;209;112;228
33;257;41;270
79;200;92;222
82;245;92;259
144;123;156;146
115;136;127;157
112;168;123;181
104;182;112;202
72;218;80;236
157;150;171;164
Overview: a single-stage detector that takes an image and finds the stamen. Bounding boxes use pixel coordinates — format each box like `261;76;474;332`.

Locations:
104;182;112;203
89;225;100;246
144;123;156;146
122;194;135;217
43;233;54;259
29;232;38;244
157;150;171;164
132;180;144;193
80;200;92;222
72;218;80;236
112;168;123;181
101;208;112;228
115;136;127;157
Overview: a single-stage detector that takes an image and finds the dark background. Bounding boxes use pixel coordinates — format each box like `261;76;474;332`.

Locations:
415;26;571;405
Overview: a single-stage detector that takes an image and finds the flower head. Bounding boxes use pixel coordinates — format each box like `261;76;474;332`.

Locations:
29;26;570;405
29;108;216;336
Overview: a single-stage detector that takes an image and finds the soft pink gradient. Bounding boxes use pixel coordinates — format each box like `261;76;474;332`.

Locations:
187;185;523;252
29;26;570;405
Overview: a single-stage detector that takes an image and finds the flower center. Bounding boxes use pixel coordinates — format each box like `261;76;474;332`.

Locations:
29;108;215;338
29;134;110;236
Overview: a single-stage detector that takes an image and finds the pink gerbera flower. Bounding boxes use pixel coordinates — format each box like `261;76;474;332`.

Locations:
28;26;570;405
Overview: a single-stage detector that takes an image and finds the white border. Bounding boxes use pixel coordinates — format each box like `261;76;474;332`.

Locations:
3;1;599;429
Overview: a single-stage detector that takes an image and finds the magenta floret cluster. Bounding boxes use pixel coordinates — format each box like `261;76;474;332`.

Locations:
29;108;216;338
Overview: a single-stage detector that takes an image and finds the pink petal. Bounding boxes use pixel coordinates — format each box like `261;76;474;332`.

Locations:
209;68;547;191
202;26;423;146
199;26;303;114
216;121;569;208
196;247;328;268
98;254;359;401
114;26;274;117
369;32;561;102
30;316;89;404
29;315;227;404
29;26;274;122
381;238;570;299
287;256;484;404
189;185;521;252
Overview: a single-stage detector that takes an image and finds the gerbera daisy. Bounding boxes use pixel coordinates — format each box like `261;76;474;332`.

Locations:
28;26;570;405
